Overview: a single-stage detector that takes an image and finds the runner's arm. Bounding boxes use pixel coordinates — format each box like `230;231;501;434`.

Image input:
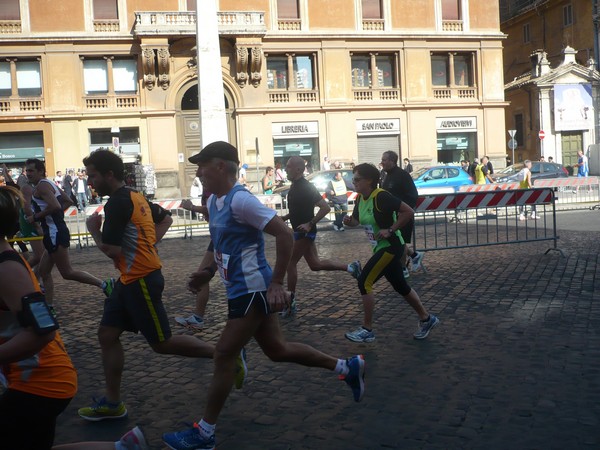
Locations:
0;262;55;365
29;182;61;223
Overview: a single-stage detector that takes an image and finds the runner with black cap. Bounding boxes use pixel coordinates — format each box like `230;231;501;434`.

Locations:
163;141;366;450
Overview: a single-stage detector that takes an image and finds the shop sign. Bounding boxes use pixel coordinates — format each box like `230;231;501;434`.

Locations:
436;117;477;132
356;119;400;135
272;121;319;139
0;148;45;161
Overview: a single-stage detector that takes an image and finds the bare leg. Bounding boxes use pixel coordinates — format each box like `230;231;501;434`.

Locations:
37;250;55;304
151;335;214;358
303;240;347;272
52;245;103;288
286;238;307;293
98;326;125;403
403;288;429;320
360;293;376;329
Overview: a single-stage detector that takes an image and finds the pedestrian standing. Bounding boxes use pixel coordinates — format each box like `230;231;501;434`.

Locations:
280;155;361;317
380;151;423;277
403;157;413;174
162;141;365;450
517;159;539;220
343;163;439;343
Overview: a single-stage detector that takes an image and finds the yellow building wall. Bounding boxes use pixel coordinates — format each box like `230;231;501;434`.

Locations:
481;47;506;102
469;1;500;31
308;0;355;30
404;47;430;101
29;0;85;32
322;46;351;103
147;116;178;171
44;49;81;113
393;0;435;29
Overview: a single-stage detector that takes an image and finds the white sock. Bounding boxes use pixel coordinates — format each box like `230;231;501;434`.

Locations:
334;358;349;375
198;419;215;438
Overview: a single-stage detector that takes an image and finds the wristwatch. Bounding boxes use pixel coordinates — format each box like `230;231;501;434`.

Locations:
388;227;394;234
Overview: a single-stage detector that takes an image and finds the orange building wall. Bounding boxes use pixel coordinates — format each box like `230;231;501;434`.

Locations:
29;0;85;32
469;1;500;31
308;0;355;29
393;0;435;29
126;0;179;29
220;0;271;27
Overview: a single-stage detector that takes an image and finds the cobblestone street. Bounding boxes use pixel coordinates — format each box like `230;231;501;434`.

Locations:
51;222;600;449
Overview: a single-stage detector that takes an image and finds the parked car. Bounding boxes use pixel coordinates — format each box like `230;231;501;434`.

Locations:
491;162;568;183
273;169;355;201
411;165;474;192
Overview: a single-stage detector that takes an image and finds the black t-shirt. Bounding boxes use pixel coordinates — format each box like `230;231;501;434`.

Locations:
287;177;323;231
381;166;418;208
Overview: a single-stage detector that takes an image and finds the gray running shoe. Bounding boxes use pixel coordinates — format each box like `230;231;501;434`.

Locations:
411;251;424;271
413;315;439;340
345;327;375;343
348;260;362;279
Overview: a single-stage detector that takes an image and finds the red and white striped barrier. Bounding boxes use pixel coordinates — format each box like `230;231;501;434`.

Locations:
460;176;599;192
416;188;553;212
64;206;79;217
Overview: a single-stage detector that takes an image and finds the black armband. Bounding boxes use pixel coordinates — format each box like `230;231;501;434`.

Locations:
16;292;59;335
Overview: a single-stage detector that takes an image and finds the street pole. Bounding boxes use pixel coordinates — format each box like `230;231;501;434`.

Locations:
508;129;517;165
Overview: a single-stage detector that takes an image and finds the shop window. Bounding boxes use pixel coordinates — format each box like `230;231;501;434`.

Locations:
0;0;20;20
563;4;573;27
351;53;397;88
437;132;477;164
266;54;314;90
83;58;138;95
0;60;41;97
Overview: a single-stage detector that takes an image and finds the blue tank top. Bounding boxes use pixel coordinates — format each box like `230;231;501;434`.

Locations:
208;184;272;299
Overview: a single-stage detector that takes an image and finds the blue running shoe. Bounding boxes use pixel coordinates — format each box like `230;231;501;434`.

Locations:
341;355;365;402
163;423;215;450
413;314;439;340
348;260;362;279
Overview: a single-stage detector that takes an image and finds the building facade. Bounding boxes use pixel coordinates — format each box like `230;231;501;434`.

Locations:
500;0;600;170
0;0;507;197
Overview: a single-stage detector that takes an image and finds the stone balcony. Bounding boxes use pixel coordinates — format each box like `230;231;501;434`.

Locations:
134;11;266;36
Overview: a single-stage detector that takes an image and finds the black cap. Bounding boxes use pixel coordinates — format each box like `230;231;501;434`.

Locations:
188;141;240;165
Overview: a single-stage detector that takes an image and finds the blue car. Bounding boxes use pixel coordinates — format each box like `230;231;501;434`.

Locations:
412;165;474;192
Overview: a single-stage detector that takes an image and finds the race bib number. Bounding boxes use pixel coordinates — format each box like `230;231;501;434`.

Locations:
363;225;378;248
215;251;231;284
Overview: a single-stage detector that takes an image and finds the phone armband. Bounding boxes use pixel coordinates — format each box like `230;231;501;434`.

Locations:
17;292;59;335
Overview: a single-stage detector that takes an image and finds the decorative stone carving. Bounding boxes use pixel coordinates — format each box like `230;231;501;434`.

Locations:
142;47;156;90
250;46;263;88
157;47;170;90
235;45;249;87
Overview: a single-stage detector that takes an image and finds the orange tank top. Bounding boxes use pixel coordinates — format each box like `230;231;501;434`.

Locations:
0;251;77;398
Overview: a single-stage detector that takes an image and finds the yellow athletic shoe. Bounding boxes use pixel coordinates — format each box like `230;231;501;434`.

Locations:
234;348;248;389
78;396;127;421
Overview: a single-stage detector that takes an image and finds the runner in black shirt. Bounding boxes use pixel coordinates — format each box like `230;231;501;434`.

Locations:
279;156;361;317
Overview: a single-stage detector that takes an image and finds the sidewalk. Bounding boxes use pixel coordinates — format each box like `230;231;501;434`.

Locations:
52;225;599;449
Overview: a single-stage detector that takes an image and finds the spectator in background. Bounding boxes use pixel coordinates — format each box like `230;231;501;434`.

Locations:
548;156;554;163
321;156;331;171
469;158;478;178
262;166;274;194
403;158;413;174
461;160;469;172
62;169;75;206
16;164;28;187
327;171;351;231
475;157;494;184
72;171;91;212
485;155;494;175
190;176;202;199
539;156;545;162
54;170;64;187
274;162;286;187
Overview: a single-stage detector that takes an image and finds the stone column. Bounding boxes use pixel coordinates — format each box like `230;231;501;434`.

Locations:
196;0;228;147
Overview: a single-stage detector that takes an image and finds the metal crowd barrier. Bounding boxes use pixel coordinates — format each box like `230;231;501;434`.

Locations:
413;187;565;257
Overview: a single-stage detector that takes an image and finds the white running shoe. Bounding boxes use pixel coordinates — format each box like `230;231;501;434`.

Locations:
175;315;204;329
